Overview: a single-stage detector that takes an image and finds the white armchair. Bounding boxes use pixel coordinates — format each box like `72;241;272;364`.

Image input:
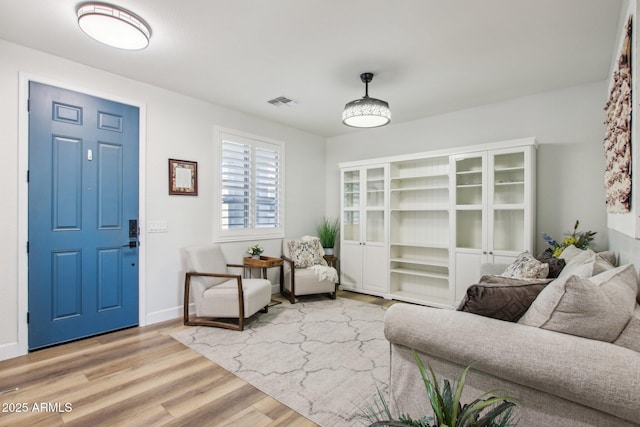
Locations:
182;244;272;330
281;236;338;303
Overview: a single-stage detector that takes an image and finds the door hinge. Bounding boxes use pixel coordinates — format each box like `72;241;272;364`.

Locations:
26;241;29;254
27;99;30;112
27;312;30;324
27;170;30;183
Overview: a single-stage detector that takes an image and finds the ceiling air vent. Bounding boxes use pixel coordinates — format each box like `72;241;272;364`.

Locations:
267;96;297;108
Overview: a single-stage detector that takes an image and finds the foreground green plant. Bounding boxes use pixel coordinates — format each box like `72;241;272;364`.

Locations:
362;351;518;427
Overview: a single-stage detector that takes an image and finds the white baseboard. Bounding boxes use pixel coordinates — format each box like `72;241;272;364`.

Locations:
0;341;22;361
145;305;186;325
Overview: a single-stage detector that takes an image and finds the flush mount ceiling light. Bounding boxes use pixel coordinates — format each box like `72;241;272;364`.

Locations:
342;72;391;128
77;3;151;50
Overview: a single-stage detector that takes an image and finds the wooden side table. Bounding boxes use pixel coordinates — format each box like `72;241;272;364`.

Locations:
323;254;337;268
242;256;285;306
242;255;283;279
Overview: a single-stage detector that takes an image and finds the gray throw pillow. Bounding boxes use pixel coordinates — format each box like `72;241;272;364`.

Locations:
518;264;639;342
457;275;552;322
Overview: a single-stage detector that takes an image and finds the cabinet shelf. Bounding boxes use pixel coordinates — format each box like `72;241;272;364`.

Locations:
494;181;524;186
391;207;449;212
456;170;482;175
390;268;449;280
391;242;449;249
390;257;448;268
455;205;482;210
456;184;482;188
390;172;449;180
390;290;453;309
391;185;449;192
492;204;525;210
494;166;524;172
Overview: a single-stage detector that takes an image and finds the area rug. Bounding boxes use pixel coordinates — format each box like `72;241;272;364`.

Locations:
171;296;389;426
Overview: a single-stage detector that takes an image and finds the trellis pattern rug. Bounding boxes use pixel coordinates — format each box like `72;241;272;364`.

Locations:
172;296;389;426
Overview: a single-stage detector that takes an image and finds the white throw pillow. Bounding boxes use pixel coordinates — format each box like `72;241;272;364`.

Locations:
518;264;639;342
557;246;616;278
501;252;549;279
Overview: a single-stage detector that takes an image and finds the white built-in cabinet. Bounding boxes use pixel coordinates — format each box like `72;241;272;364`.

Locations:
340;164;389;295
453;146;535;301
339;138;536;308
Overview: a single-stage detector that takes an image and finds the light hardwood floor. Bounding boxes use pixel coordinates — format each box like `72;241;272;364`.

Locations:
0;291;394;426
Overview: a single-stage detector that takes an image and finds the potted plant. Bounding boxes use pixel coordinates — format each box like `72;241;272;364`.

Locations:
247;244;264;259
316;217;340;255
363;351;518;427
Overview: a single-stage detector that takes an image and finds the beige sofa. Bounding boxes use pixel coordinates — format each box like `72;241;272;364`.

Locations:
384;251;640;426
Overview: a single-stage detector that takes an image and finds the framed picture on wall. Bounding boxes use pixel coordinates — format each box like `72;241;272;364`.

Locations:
169;158;198;196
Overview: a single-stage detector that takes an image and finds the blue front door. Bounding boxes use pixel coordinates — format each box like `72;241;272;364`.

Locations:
28;82;140;350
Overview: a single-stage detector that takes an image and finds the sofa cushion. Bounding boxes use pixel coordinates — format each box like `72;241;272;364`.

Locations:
535;251;566;278
613;304;640;353
457;275;552;322
519;264;639;342
500;252;549;279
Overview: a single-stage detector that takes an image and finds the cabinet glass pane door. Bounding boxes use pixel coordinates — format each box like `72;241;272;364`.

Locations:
492;151;526;251
343;170;360;208
343;211;360;241
456;157;483;206
366;167;385;208
366;211;384;242
493;152;525;205
366;167;385;243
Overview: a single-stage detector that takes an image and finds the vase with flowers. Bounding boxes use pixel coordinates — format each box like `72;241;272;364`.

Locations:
542;220;596;258
247;244;264;259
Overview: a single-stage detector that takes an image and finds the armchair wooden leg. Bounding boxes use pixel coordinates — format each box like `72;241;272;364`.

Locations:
260;305;268;313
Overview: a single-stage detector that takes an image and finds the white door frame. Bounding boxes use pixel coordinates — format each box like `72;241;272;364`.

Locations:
17;72;147;356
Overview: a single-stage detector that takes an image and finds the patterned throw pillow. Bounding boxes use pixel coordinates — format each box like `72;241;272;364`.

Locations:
501;252;549;279
287;237;327;268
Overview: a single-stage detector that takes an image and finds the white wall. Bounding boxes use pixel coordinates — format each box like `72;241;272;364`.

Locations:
326;81;609;254
0;39;326;359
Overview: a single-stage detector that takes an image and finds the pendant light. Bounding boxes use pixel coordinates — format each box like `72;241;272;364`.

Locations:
77;3;151;50
342;72;391;128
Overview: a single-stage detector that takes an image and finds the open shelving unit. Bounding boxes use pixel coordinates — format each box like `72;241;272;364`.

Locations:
388;155;453;307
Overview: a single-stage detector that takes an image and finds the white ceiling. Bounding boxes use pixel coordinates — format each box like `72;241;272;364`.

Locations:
0;0;622;137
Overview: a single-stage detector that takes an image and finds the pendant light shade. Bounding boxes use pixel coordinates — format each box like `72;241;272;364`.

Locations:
77;3;151;50
342;73;391;128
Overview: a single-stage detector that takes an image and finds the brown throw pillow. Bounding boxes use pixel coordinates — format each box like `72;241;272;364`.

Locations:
457;275;552;322
535;251;566;278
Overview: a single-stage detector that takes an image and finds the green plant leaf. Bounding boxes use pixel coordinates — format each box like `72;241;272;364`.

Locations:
450;364;472;424
413;351;444;424
474;401;516;427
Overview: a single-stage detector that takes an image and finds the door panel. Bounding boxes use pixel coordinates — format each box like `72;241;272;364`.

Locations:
28;82;139;350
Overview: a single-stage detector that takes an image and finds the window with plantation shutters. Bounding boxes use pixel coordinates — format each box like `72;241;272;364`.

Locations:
215;128;284;240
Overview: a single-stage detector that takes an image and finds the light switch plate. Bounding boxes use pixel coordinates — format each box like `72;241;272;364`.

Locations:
148;220;168;233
